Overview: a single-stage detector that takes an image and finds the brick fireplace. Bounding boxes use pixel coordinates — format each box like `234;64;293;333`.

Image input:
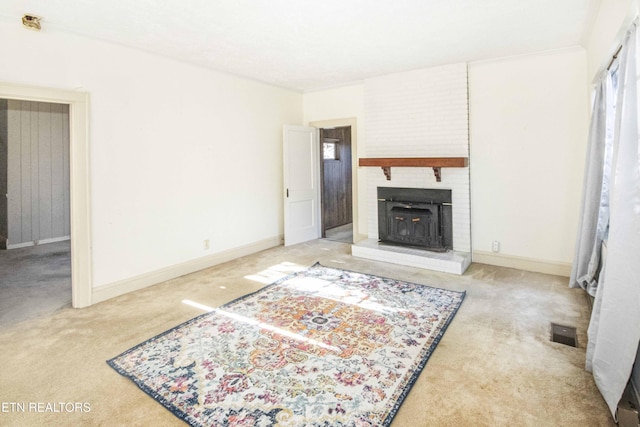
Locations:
351;173;471;274
351;62;471;274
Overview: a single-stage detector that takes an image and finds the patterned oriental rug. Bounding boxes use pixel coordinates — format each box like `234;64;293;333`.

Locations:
107;263;465;426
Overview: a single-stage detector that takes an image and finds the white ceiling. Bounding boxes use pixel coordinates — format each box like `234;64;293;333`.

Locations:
0;0;599;92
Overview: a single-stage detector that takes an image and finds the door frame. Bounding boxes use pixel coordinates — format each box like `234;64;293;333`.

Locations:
319;126;352;237
309;118;359;244
0;82;92;308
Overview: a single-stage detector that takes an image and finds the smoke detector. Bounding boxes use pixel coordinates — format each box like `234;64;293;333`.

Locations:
22;14;42;31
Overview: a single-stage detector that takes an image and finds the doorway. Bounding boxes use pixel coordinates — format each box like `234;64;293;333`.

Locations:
0;99;72;326
320;126;353;243
0;82;92;309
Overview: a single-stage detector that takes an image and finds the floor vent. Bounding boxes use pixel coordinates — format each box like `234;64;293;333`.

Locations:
550;323;578;347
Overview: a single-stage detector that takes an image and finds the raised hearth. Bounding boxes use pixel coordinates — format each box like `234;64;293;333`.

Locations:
352;239;471;275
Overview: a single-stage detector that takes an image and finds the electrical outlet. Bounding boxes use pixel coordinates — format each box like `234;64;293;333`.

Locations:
492;240;500;253
203;239;210;250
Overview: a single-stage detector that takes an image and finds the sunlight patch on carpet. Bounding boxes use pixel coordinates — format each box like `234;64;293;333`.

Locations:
108;263;465;427
182;299;215;313
244;261;307;284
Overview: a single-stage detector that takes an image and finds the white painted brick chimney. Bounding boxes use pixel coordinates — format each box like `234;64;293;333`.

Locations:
363;63;471;253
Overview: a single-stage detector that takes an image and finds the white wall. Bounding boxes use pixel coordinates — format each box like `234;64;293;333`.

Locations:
302;85;366;237
468;48;589;274
585;0;638;82
304;49;589;275
303;85;365;126
0;15;595;295
0;19;302;290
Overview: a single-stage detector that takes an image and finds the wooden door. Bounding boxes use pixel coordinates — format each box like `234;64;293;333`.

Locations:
321;127;352;233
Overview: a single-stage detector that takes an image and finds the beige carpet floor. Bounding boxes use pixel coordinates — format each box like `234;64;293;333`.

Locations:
0;239;614;426
0;241;71;327
324;223;353;244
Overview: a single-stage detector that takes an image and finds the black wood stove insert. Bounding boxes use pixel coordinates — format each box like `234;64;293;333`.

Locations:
377;187;453;251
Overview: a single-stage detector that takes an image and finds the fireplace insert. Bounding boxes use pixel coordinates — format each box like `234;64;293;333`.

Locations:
377;187;453;251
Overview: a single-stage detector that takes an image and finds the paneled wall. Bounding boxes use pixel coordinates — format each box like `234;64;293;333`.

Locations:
321;127;352;231
5;99;70;248
0;100;7;247
363;63;471;252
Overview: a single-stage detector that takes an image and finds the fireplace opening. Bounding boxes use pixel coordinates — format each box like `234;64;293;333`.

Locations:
378;187;452;251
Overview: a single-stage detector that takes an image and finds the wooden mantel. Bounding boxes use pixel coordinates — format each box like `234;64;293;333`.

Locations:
358;157;469;182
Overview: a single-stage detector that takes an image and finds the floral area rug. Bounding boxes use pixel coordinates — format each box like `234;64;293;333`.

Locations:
107;263;465;426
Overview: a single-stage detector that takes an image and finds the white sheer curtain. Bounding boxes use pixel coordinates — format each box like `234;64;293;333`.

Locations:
586;20;640;419
569;70;613;296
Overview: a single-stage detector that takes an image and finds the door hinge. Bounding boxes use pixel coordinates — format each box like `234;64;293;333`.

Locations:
286;189;289;198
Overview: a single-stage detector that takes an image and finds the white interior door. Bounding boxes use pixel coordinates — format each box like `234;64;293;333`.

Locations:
283;125;320;246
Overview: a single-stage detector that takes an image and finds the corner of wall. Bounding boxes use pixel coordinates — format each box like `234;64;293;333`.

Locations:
585;0;639;82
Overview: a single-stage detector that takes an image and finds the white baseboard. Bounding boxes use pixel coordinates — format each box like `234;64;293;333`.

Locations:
91;236;283;305
7;241;37;249
7;235;71;249
472;250;571;277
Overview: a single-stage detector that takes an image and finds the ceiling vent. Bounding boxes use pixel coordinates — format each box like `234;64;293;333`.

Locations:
22;14;42;31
